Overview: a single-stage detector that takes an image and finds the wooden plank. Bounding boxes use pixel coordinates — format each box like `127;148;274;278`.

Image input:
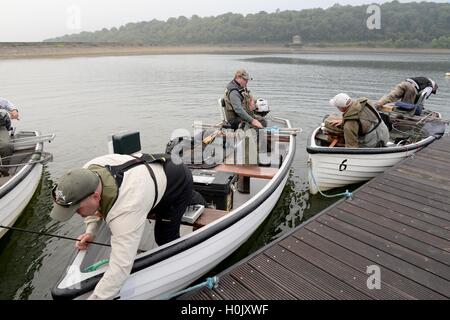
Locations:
230;264;297;299
275;238;406;299
327;206;450;268
429;144;450;154
355;192;450;236
304;221;450;297
347;197;450;249
422;141;450;154
211;273;260;300
248;253;334;299
419;146;450;158
184;288;221;300
414;153;450;169
292;229;446;299
329;138;339;148
318;212;450;279
368;181;450;213
215;164;278;179
193;209;229;230
406;157;450;176
361;186;450;222
394;165;450;187
389;168;450;193
382;173;450;201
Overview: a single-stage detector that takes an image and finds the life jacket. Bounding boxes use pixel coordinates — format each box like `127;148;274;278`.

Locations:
223;80;253;129
343;98;383;137
406;77;433;93
88;153;170;218
0;110;11;130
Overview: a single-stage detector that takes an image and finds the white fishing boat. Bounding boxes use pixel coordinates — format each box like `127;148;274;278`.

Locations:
307;108;446;195
51;116;297;300
0;131;54;239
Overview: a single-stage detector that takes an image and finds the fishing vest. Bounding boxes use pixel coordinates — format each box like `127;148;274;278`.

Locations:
406;77;433;93
223;80;253;129
0;110;11;130
343;98;382;137
88;153;170;219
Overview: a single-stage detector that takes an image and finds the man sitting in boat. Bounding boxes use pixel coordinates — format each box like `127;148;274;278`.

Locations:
329;93;389;148
374;77;438;113
223;69;264;130
0;97;20;177
49;153;196;299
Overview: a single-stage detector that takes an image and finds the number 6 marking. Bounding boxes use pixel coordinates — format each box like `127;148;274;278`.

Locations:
339;159;348;171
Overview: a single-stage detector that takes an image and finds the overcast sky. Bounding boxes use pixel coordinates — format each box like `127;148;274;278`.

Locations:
0;0;448;41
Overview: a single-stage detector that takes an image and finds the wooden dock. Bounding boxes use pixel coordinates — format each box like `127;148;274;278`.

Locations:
184;136;450;300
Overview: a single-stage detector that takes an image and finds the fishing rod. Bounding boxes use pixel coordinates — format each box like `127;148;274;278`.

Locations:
0;225;110;247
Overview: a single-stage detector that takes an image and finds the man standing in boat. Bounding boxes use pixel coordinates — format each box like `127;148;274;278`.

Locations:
223;69;264;130
329;93;389;148
49;153;195;299
0;97;20;176
374;77;438;109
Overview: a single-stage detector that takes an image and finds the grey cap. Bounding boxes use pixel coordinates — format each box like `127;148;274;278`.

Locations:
50;168;99;222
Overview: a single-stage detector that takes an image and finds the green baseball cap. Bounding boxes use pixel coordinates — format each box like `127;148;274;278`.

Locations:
50;168;100;222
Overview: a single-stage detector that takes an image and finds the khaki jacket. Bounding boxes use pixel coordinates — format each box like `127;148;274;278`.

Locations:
377;81;417;106
342;98;389;148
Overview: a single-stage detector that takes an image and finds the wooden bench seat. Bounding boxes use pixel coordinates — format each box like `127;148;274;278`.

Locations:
215;164;278;179
148;208;229;230
193;208;229;230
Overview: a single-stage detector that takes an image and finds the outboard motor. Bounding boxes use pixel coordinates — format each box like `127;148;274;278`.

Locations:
255;98;270;117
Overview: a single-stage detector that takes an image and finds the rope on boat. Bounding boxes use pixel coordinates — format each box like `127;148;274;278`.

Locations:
167;276;219;299
308;161;353;199
0;151;53;167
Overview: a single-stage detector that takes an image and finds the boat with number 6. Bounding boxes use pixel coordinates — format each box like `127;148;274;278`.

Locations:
307;108;446;195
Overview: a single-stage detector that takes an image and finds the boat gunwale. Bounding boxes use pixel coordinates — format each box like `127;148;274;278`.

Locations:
0;130;43;198
306;126;439;155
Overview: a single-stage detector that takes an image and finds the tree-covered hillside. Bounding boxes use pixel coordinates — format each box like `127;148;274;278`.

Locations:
46;1;450;48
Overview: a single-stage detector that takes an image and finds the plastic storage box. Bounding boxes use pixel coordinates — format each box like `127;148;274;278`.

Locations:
191;169;236;211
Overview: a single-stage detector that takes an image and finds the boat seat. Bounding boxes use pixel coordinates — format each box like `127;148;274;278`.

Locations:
193;208;229;231
147;208;229;230
215;164;278;179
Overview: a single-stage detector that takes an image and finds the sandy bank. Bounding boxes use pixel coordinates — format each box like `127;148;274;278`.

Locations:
1;43;449;59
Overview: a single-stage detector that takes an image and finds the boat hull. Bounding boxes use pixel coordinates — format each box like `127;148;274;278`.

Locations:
307;126;439;194
0;131;44;239
100;174;287;299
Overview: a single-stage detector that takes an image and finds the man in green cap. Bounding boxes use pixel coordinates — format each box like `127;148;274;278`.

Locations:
223;69;264;130
50;153;195;299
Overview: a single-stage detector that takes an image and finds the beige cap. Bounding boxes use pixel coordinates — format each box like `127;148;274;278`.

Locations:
235;69;252;80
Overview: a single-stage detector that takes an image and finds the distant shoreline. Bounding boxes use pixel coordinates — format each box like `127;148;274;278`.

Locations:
1;43;450;59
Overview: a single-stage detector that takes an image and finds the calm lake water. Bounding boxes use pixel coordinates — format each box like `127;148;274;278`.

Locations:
0;52;449;299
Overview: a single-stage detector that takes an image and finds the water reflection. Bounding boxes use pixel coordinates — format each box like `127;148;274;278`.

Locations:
244;56;450;72
0;168;56;299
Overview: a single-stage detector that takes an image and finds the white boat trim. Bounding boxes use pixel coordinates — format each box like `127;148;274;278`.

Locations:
0;131;45;239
